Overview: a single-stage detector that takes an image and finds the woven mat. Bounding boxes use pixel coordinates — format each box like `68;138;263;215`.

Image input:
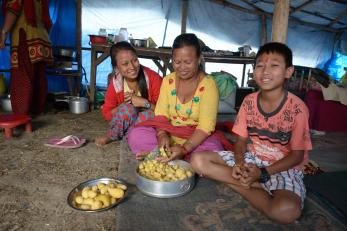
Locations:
116;141;347;231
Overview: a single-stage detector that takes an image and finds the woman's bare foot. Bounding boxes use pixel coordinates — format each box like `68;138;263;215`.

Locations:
95;135;112;146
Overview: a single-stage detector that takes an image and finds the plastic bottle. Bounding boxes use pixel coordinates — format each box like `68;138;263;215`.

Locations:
118;28;128;42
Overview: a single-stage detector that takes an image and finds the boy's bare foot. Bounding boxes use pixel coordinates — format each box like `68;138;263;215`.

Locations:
95;135;112;146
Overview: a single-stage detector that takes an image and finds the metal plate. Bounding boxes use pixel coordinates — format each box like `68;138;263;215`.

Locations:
67;178;127;212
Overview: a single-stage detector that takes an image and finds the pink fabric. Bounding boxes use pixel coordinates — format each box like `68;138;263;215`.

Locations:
137;115;234;151
127;126;224;161
305;90;347;132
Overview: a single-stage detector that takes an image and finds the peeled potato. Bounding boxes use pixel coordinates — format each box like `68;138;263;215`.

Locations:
80;204;91;210
108;188;124;199
91;200;103;210
95;194;111;207
75;196;84;204
117;184;127;190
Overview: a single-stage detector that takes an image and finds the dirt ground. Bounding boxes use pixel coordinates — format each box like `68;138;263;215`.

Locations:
0;109;121;231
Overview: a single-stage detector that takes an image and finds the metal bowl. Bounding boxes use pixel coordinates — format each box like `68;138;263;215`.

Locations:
67;178;128;212
136;160;196;198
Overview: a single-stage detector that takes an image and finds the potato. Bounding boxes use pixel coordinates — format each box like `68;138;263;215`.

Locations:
91;185;98;192
83;198;95;206
88;190;97;198
91;200;103;210
75;196;84;204
117;184;127;190
81;188;90;199
97;183;106;190
95;194;111;207
108;188;124;199
80;204;91;210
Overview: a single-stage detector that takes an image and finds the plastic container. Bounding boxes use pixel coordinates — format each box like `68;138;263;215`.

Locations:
118;28;128;42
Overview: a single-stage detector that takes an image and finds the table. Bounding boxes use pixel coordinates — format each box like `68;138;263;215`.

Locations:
89;44;254;109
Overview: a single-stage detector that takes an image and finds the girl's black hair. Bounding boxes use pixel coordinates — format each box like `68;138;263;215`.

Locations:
110;41;148;99
255;42;293;68
172;33;201;58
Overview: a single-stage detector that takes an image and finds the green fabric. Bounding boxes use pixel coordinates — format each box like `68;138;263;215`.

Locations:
210;72;238;100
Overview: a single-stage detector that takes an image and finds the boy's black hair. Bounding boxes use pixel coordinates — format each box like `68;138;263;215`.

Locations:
172;33;201;58
255;42;293;68
109;41;148;99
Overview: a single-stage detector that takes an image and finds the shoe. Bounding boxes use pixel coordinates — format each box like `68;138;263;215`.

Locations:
44;135;86;149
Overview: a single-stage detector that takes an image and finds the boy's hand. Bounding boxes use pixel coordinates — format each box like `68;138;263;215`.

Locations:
231;164;244;180
240;163;261;186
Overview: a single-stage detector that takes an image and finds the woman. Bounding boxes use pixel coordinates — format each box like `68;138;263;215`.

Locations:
0;0;53;115
127;33;227;161
95;41;162;146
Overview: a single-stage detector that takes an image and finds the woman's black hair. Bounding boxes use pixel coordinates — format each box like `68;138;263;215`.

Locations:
110;41;148;99
255;42;293;68
172;33;201;58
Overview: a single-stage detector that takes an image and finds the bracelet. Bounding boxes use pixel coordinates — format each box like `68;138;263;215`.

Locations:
1;30;7;35
184;140;195;149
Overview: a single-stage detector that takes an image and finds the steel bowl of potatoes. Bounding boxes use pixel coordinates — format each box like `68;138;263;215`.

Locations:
136;148;196;198
67;178;127;212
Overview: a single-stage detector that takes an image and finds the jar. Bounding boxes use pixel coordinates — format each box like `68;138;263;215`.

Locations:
118;28;128;42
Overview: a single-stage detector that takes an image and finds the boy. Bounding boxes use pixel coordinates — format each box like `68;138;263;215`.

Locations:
190;42;312;224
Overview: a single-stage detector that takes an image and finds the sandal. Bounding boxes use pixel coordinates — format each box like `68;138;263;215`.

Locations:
44;135;86;149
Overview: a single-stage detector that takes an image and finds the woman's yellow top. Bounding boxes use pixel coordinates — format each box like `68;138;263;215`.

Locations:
155;72;219;144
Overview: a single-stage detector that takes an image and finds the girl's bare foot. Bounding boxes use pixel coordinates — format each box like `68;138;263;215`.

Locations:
95;135;112;146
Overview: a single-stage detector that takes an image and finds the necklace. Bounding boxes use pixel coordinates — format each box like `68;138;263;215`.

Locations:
175;76;200;119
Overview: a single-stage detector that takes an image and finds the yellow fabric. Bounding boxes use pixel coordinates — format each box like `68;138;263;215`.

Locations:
8;0;52;67
155;72;219;145
123;80;142;96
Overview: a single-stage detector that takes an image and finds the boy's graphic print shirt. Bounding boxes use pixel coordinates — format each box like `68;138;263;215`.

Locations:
232;91;312;169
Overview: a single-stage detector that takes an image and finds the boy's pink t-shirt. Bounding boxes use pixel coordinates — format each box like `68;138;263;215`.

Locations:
232;91;312;169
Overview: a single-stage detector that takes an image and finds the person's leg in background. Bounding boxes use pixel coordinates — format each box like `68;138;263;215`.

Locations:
10;29;33;115
31;61;47;115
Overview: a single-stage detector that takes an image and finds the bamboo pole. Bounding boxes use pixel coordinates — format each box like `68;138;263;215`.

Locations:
261;14;267;45
181;0;188;34
271;0;290;43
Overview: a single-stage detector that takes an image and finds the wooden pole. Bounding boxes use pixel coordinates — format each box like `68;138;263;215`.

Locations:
271;0;290;43
181;0;188;34
261;14;267;45
76;0;82;95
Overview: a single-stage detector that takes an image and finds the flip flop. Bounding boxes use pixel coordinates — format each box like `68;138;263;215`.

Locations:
44;135;86;149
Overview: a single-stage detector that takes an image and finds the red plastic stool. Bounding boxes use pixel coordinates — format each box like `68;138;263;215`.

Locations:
0;114;32;139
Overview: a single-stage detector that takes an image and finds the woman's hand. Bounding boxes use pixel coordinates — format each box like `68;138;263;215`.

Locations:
158;133;170;150
158;144;185;163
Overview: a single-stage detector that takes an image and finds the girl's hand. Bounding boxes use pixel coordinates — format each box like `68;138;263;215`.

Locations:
124;91;134;103
130;95;146;108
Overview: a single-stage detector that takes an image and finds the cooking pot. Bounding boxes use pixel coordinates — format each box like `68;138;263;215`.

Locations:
54;48;76;61
69;97;89;114
136;160;196;198
0;94;12;112
130;39;148;48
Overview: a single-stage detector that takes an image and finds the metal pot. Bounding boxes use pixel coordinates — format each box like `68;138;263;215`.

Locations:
69;97;89;114
130;39;148;48
0;94;12;112
136;160;196;198
54;48;76;60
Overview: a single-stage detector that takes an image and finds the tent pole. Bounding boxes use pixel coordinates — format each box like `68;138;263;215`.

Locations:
271;0;290;43
76;0;82;96
181;0;188;34
261;14;267;45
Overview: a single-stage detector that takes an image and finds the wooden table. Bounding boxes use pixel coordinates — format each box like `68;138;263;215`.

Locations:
89;44;254;109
